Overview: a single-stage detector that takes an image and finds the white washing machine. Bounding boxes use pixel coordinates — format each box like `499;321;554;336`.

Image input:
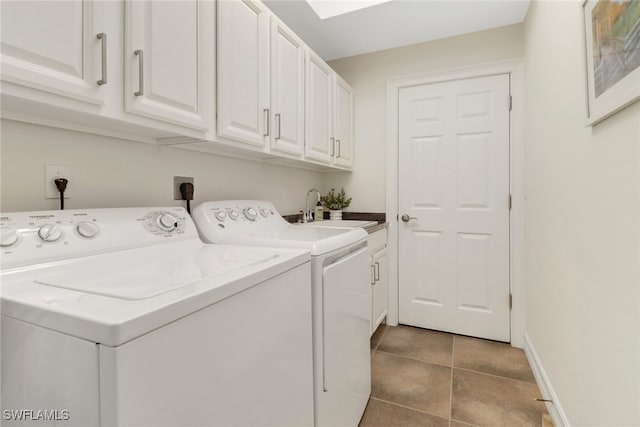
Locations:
192;201;371;427
0;207;314;427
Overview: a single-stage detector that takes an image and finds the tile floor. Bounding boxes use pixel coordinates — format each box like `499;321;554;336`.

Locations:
361;324;552;427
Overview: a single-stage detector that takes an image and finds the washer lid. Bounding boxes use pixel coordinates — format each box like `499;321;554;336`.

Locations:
31;243;283;300
223;225;367;255
297;220;378;229
1;240;310;346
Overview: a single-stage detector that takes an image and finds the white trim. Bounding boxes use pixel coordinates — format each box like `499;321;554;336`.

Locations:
524;333;571;427
385;59;526;346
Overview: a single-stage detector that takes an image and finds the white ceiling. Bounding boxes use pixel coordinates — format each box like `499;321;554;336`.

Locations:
262;0;531;61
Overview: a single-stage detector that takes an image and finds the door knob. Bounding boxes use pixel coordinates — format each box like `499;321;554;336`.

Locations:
401;214;417;223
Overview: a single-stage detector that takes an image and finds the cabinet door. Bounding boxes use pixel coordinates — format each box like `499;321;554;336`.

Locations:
125;0;213;130
1;1;106;105
304;50;334;164
371;248;388;335
334;76;354;169
217;0;270;147
270;18;305;156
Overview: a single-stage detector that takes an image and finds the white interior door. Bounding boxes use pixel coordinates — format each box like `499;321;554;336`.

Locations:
398;74;511;342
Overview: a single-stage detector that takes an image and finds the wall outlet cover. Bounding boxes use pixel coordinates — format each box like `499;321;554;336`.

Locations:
45;165;72;199
173;176;194;200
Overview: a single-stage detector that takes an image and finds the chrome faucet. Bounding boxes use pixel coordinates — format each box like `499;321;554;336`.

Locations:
304;189;321;223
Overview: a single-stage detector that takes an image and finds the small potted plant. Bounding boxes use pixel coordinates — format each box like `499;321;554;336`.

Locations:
321;188;352;220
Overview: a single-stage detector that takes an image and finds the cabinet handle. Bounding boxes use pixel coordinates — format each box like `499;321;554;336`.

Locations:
371;265;376;285
336;139;341;158
275;113;281;140
374;262;380;282
263;109;270;137
330;138;335;156
96;33;107;86
134;49;144;96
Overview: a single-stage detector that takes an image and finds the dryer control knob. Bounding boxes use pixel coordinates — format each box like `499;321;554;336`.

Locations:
228;210;239;220
38;224;63;242
260;208;270;217
215;211;227;222
76;222;100;239
0;227;19;247
156;213;178;231
243;208;258;221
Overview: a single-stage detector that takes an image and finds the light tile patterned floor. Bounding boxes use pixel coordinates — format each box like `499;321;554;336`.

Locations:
361;324;552;427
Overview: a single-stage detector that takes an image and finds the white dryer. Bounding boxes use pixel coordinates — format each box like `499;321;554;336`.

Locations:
0;207;314;427
192;201;371;427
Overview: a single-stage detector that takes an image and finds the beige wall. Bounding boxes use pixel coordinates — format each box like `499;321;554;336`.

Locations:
0;120;324;215
327;23;525;212
524;1;639;425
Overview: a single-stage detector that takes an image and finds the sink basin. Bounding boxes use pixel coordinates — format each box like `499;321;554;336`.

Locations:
297;219;377;229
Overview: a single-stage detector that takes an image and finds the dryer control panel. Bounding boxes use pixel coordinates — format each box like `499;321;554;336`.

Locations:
0;207;197;270
192;200;289;244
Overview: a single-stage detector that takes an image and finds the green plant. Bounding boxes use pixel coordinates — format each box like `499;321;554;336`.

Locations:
321;188;352;210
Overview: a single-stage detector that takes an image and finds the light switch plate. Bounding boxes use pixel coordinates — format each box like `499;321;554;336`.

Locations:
45;165;72;199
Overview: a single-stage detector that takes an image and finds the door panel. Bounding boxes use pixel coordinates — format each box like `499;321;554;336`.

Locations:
217;0;270;147
398;74;510;341
321;247;370;427
305;51;334;164
334;77;353;168
125;0;212;130
270;18;304;156
0;0;105;105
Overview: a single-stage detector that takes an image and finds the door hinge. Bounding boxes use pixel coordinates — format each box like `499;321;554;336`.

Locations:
508;95;513;111
509;294;513;310
508;194;512;210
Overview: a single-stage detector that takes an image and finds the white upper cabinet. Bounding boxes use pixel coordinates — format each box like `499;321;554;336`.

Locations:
269;18;305;157
124;0;213;131
0;0;106;105
217;0;270;148
304;50;334;164
334;76;354;169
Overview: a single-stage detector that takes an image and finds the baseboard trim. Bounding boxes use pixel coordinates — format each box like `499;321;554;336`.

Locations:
523;333;571;427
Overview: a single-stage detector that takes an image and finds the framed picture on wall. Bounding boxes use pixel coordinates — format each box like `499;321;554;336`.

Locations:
583;0;640;125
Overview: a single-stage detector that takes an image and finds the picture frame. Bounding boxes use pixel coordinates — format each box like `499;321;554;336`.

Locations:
583;0;640;126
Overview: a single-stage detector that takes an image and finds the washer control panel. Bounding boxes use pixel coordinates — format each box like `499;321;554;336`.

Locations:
1;207;196;270
192;200;287;244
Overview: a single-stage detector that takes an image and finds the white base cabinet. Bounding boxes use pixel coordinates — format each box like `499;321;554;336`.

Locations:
368;228;388;336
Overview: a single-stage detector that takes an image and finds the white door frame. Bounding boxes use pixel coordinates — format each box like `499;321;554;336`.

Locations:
386;59;525;347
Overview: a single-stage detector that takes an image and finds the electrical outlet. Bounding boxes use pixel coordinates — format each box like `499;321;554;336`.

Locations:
173;176;194;200
45;165;72;199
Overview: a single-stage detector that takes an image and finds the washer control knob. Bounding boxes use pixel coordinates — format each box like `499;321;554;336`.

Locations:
0;227;19;247
228;210;239;220
156;213;178;232
38;224;63;242
215;211;227;222
260;208;270;217
76;222;100;239
243;208;258;221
